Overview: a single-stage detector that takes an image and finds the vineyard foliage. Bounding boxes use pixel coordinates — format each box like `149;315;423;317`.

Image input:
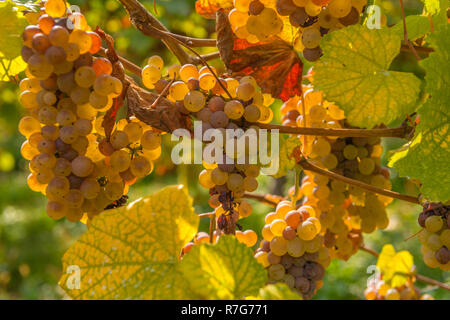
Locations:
0;0;449;300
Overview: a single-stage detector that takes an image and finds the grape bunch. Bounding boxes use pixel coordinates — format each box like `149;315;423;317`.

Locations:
227;0;368;61
142;57;275;240
254;200;329;299
18;0;161;223
417;202;450;270
280;84;391;260
365;272;434;300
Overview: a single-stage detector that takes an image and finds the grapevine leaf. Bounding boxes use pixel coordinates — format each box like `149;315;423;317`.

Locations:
377;244;413;288
179;235;268;299
216;10;303;102
59;185;200;299
391;15;431;41
314;25;421;128
270;135;302;178
195;0;233;19
420;0;441;15
0;1;28;81
246;283;302;300
389;24;450;202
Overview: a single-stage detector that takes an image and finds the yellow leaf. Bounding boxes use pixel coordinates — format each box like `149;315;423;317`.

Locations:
180;235;268;299
247;283;302;300
377;244;414;288
59;185;200;299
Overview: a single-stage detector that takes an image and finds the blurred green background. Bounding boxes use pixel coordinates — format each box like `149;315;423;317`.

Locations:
0;0;448;300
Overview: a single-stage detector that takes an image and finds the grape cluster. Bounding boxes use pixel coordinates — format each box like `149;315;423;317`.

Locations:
18;0;161;223
365;274;434;300
142;57;275;239
280;84;391;260
254;200;329;299
417;202;450;270
228;0;367;61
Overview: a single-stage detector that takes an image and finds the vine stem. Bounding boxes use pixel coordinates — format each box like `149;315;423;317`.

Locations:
243;193;281;207
299;159;420;204
398;0;421;61
256;123;411;138
359;245;450;291
98;47;142;76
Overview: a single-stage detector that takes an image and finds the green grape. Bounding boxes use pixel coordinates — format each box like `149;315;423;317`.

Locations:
46;200;66;220
38;106;58;125
268;264;285;281
210;111;229;128
59;125;79;144
211;167;229;185
343;144;358;160
243;176;258;192
440;229;450;248
56;109;76;126
322;153;338;169
19;116;41;137
228;8;249;27
311;138;331;157
130;156;152;178
69;30;92;54
110;150;131;172
297;221;317;241
198;73;217;91
123;122;143;142
142;64;161;88
179;64;199;82
199;169;215;189
70;86;90;105
328;0;352;18
270;236;289;256
358;157;375;175
236;82;256;101
224;100;244;120
75;66;97;88
287;237;306;257
183;90;206;112
302;28;322;49
110;130;129;149
48;25;69;46
79;178;101;199
227;173;244;192
94;74;116;96
46;176;70;198
169;81;189;101
104;181;125;201
74;118;93;136
147;55;164;69
45;45;67;65
71;156;94;177
141;131;161;150
425;215;443;233
45;0;66;18
270;219;287;237
243;105;261;122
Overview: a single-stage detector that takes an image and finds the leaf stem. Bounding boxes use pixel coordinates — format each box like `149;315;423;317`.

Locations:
299;159;420;204
243;193;281;207
256;123;411;138
359;245;450;291
398;0;421;61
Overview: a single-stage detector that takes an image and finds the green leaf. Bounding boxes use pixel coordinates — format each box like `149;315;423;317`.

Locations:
314;25;421;128
377;244;414;288
246;283;302;300
179;235;268;299
420;0;441;15
59;185;200;299
389;24;450;202
0;1;28;81
391;15;431;41
270;135;301;179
